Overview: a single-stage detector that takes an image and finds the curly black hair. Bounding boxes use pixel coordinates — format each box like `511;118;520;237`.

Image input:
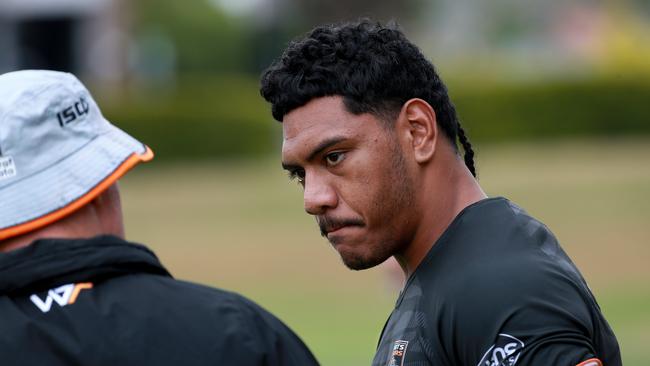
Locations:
260;20;476;177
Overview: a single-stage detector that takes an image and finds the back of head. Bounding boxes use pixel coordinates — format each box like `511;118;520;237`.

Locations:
260;20;476;175
0;70;152;248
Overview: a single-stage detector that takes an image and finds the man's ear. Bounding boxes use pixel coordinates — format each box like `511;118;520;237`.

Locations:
396;98;437;163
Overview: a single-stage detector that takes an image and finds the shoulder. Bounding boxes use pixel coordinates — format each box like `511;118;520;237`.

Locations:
429;210;592;328
101;273;243;308
428;198;585;303
97;274;318;365
103;274;286;328
415;199;604;364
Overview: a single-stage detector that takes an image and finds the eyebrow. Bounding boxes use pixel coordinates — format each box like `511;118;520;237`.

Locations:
282;135;347;171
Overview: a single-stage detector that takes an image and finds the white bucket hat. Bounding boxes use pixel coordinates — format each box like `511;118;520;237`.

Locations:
0;70;153;240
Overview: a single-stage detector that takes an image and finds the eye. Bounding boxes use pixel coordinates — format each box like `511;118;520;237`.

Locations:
325;151;346;167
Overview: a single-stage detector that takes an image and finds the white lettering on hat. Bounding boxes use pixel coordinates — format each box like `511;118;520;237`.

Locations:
0;156;17;181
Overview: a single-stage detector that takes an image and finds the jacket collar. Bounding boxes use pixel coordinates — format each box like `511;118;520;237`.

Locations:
0;235;170;295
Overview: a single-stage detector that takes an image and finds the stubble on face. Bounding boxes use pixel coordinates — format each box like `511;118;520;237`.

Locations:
282;96;418;272
331;133;416;271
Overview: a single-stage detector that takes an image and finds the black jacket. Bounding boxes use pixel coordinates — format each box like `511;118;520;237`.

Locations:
0;235;319;365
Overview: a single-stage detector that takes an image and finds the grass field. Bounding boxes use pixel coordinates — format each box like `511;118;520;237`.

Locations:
119;137;650;365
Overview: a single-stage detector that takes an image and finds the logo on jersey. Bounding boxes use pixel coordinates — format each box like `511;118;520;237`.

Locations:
386;340;408;366
478;334;524;366
30;282;93;313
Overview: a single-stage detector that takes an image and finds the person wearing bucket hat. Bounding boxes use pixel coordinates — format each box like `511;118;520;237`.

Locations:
0;70;318;365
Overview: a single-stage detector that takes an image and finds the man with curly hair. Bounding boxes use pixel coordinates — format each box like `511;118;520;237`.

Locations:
260;20;621;366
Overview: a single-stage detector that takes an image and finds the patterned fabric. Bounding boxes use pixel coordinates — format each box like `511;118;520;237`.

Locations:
372;198;621;366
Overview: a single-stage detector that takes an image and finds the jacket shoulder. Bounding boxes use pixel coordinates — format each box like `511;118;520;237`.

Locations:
93;274;319;365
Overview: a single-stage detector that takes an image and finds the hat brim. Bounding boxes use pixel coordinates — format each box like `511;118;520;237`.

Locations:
0;121;153;240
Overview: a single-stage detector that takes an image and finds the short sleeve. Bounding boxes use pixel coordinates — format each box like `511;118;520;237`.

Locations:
440;258;607;366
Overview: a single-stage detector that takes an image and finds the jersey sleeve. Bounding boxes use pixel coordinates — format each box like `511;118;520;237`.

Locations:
436;257;610;366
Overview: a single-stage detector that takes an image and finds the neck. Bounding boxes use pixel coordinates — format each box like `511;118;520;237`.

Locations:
0;228;88;252
0;197;124;253
394;154;486;278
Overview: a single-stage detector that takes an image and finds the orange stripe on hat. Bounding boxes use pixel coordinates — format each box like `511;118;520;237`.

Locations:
0;146;153;241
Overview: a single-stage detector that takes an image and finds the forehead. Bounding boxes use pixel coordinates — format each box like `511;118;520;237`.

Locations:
282;96;381;159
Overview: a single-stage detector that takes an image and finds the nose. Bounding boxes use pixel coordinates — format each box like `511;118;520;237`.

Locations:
303;175;338;215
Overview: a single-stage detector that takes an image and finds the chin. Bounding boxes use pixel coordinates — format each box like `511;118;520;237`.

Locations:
338;248;389;271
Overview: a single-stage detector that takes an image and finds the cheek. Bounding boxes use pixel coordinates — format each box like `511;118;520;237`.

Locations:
337;140;410;222
369;161;414;227
337;161;381;214
347;169;400;223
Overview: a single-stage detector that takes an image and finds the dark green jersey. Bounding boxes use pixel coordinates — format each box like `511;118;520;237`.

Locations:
372;198;621;366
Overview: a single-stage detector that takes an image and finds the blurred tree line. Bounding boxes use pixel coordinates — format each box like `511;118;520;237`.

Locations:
97;0;650;161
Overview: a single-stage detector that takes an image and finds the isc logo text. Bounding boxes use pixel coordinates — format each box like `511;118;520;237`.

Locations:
57;97;90;127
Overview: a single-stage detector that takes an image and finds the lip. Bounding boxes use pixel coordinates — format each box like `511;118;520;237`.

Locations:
318;217;366;239
326;226;345;235
326;225;358;236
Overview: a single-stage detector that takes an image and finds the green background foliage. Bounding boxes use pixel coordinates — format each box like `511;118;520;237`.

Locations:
452;77;650;141
133;0;256;74
98;75;275;160
99;76;650;161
